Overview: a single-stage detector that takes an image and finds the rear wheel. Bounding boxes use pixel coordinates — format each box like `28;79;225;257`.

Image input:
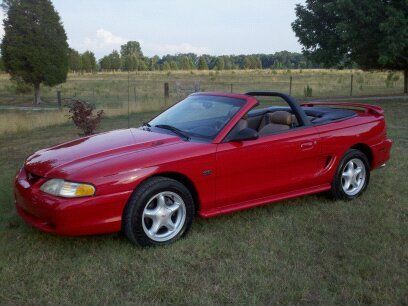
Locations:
331;149;370;200
123;177;194;246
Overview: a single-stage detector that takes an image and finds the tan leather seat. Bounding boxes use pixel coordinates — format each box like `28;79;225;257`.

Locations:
292;115;298;126
258;111;292;136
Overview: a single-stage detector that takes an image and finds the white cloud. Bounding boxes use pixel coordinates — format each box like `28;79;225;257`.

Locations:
78;28;210;58
82;28;127;53
145;42;210;56
95;28;127;45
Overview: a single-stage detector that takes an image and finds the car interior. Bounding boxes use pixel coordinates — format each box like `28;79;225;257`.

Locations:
227;105;357;140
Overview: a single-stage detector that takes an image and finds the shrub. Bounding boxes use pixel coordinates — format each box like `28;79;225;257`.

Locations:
5;78;33;94
14;80;33;94
67;99;104;136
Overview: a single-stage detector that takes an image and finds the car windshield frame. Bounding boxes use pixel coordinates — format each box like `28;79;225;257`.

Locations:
148;94;247;142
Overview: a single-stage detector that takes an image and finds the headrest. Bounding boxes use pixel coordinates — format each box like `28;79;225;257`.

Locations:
268;111;292;125
236;119;248;130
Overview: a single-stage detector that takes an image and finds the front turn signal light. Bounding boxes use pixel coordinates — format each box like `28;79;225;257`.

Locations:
40;179;95;198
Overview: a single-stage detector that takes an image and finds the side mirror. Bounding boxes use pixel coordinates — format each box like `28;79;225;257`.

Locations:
229;128;259;142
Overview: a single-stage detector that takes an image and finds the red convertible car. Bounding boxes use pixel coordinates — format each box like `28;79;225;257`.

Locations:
15;92;392;246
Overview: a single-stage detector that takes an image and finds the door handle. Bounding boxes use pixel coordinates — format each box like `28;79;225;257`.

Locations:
300;141;314;150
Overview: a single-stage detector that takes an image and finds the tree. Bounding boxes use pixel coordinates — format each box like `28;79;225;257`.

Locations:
179;56;195;70
81;51;97;73
120;41;143;58
244;55;262;69
68;48;82;73
99;55;112;71
169;60;178;70
149;55;160;71
1;0;69;104
120;41;144;71
138;57;148;71
122;54;138;71
214;57;225;70
197;56;208;70
0;56;4;71
162;61;171;71
108;50;121;71
292;0;408;93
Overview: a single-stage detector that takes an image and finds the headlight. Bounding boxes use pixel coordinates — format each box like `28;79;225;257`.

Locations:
40;179;95;198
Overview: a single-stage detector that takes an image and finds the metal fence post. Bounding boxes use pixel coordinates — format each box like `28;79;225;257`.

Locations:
127;71;130;128
350;74;354;96
289;76;293;95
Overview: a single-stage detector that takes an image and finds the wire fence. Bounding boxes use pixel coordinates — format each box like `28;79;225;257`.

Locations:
0;70;405;132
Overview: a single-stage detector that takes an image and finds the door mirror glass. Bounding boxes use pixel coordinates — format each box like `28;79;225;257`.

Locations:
229;128;259;142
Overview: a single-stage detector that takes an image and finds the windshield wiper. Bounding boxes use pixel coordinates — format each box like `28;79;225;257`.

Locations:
154;124;190;141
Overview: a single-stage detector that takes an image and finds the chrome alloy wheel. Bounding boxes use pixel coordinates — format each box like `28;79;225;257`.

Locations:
142;191;186;242
341;158;366;196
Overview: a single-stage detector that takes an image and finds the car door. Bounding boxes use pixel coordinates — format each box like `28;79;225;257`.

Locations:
215;126;322;207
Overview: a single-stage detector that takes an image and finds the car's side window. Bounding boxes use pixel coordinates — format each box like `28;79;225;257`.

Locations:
225;104;303;142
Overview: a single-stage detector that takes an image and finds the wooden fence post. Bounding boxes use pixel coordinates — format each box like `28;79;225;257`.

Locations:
57;90;62;110
164;82;169;99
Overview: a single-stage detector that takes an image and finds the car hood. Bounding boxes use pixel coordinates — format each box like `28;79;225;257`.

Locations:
24;128;181;178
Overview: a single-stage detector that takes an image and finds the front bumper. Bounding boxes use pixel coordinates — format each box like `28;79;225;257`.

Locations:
14;167;132;236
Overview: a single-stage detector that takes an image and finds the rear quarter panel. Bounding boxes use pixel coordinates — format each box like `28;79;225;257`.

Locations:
314;113;387;185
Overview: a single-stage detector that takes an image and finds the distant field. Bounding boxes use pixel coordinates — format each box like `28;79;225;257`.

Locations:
0;98;406;304
0;69;405;134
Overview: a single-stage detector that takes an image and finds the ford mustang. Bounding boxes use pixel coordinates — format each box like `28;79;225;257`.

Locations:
14;91;392;246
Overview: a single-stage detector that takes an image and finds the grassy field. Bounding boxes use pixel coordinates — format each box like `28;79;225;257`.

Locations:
0;97;406;304
0;69;405;134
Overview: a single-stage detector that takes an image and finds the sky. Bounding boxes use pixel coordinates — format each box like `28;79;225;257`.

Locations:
0;0;305;59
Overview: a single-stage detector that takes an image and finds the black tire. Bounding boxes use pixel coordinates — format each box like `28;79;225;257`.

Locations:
122;176;195;246
331;149;370;200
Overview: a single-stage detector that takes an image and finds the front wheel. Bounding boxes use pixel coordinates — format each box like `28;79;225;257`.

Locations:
122;177;195;246
331;149;370;200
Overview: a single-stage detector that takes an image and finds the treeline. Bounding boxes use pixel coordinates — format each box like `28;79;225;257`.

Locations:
0;40;320;73
66;41;319;73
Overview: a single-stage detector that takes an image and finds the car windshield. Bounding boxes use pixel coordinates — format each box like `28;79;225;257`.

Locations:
149;95;246;140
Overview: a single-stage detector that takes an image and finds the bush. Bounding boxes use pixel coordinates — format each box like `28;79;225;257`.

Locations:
67;99;104;136
14;81;33;94
5;78;33;94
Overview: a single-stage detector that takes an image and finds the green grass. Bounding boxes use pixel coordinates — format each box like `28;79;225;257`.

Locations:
0;98;407;304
